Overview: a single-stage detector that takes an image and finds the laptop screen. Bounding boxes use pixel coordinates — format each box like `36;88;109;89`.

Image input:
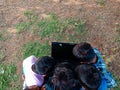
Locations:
51;42;80;65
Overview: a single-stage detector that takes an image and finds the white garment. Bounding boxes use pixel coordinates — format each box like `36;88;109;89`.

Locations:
23;55;44;87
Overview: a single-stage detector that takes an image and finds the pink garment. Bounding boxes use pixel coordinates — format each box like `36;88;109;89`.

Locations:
23;55;44;87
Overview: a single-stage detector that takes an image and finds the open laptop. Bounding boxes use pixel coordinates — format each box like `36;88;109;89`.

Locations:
51;42;80;66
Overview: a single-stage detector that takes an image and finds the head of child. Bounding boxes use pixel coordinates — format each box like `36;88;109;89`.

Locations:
32;56;56;76
73;42;97;64
51;62;79;90
75;64;101;90
27;56;56;90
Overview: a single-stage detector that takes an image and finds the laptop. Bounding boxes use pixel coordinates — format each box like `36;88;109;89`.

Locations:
51;42;80;66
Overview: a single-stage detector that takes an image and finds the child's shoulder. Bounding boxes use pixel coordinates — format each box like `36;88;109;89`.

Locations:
93;48;100;53
93;48;103;57
24;55;36;60
23;55;37;64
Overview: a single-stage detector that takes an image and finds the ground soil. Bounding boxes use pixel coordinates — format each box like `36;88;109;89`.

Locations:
0;0;120;89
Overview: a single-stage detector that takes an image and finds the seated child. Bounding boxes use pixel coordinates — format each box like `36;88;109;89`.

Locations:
75;64;102;90
22;55;56;90
73;42;117;89
45;62;80;90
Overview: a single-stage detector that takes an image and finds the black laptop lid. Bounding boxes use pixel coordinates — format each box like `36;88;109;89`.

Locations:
51;42;76;59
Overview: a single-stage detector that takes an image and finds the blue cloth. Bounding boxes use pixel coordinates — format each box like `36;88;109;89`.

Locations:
93;48;117;88
98;78;107;90
93;48;107;74
104;72;117;88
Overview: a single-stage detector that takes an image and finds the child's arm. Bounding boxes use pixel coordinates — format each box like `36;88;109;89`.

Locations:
94;48;117;88
93;48;107;74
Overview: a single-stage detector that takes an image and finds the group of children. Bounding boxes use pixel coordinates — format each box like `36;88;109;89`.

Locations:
22;42;117;90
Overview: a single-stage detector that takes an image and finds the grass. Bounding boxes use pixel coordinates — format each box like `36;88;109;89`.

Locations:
16;22;31;33
22;42;51;59
24;11;38;24
0;63;17;90
96;0;105;6
37;14;65;38
16;11;85;39
0;32;3;40
16;11;38;33
36;14;86;40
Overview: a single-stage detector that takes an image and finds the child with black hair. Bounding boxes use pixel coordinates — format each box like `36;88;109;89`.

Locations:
73;42;117;89
45;62;80;90
22;55;56;90
75;64;105;90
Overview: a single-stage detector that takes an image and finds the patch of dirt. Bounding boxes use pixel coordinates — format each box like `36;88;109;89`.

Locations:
0;0;120;88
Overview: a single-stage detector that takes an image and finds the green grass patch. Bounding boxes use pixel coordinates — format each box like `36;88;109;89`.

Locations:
0;32;3;40
53;19;85;42
16;22;31;33
0;63;17;90
37;14;65;38
37;16;85;38
24;11;38;24
96;0;105;6
75;20;85;33
16;11;38;33
16;11;85;39
22;42;50;59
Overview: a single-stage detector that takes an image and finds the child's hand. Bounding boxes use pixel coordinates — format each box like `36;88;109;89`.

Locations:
41;85;46;90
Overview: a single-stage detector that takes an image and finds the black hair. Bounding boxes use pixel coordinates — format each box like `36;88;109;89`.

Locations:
73;42;92;59
73;42;96;63
75;64;101;90
34;56;56;75
51;62;80;90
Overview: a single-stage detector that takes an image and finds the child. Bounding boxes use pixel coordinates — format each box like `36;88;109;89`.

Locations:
73;42;117;89
75;64;103;90
22;55;56;90
45;62;80;90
